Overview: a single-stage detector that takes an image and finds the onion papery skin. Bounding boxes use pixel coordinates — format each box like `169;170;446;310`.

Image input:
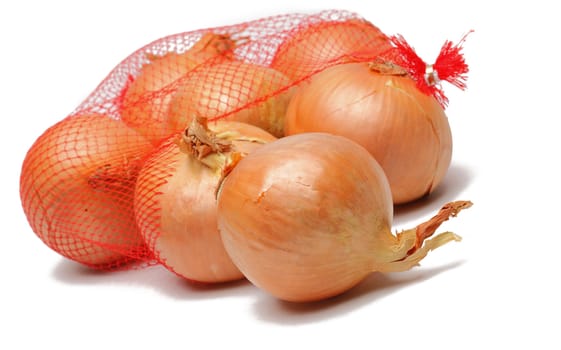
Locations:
134;121;276;283
270;19;392;82
217;133;395;302
20;114;154;267
285;62;453;205
167;60;294;138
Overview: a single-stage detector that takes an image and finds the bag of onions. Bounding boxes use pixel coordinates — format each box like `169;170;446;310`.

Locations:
19;9;395;270
19;7;472;301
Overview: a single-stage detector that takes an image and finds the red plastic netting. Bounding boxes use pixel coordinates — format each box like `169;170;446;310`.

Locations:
19;9;399;272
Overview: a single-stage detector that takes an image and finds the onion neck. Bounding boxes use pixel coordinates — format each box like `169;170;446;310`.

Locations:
189;32;239;59
145;33;239;65
177;116;238;173
178;116;272;197
368;59;409;77
374;200;472;273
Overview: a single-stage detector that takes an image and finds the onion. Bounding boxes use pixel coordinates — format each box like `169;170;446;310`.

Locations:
134;117;276;283
167;60;294;138
270;19;392;81
284;61;453;204
217;132;471;302
120;33;237;145
20;114;154;267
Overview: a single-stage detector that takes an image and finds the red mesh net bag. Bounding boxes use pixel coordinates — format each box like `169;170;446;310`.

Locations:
20;9;467;273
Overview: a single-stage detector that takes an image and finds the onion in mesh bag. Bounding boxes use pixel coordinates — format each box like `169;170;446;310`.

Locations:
20;114;154;268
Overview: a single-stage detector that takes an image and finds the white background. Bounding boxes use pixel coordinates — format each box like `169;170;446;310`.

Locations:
2;1;559;349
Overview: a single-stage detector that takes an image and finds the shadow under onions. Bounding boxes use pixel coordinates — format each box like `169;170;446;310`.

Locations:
51;258;254;300
393;162;476;228
252;259;464;325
